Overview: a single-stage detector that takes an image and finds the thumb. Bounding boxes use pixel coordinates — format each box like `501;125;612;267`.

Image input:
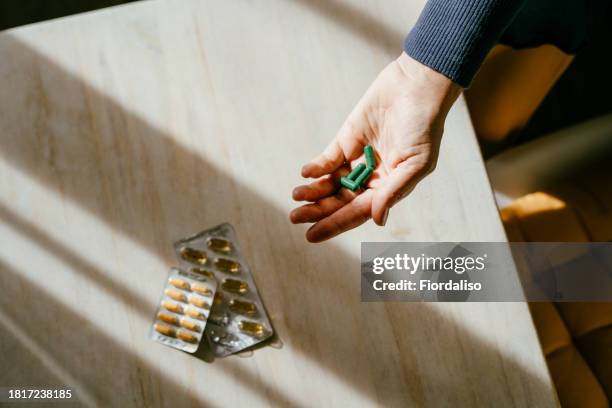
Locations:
371;159;432;226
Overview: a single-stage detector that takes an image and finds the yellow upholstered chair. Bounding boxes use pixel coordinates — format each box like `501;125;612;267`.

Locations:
501;184;612;407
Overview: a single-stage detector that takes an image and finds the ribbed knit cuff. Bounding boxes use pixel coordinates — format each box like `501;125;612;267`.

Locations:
404;0;526;87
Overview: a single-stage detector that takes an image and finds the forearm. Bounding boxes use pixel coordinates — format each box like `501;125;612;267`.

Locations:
404;0;527;87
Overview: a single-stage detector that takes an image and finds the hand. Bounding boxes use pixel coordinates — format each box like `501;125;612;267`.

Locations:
290;52;462;242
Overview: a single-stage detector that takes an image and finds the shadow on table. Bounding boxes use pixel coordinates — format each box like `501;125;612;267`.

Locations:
290;0;404;56
0;30;555;408
0;260;222;407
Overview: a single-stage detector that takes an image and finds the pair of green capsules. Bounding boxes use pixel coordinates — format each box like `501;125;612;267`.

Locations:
340;145;376;191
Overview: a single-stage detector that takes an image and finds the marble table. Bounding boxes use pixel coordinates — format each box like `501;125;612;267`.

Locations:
0;0;558;406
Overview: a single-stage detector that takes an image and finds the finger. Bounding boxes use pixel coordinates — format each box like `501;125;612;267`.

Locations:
306;189;374;243
293;167;349;202
292;177;337;202
301;111;370;179
335;120;366;163
301;139;344;178
371;159;430;226
289;189;356;224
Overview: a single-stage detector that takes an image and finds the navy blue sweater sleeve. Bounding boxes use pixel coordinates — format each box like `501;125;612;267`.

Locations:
404;0;526;87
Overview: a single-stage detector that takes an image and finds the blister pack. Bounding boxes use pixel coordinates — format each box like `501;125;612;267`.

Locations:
174;223;274;356
150;267;217;353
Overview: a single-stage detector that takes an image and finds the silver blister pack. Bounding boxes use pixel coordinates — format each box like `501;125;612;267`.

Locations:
150;267;217;353
174;223;274;356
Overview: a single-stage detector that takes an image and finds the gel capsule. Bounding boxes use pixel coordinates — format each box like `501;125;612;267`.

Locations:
180;319;201;332
189;268;214;278
207;238;232;253
238;321;265;338
214;258;240;273
191;283;212;296
177;330;198;343
185;307;205;320
154;323;176;337
213;292;224;305
161;300;183;314
222;278;249;295
229;299;257;316
189;295;210;309
180;247;207;265
165;288;187;302
157;312;179;326
169;277;190;290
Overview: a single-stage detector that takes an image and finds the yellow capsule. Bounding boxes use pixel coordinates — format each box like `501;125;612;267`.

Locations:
154;323;176;337
213;292;224;305
185;307;205;320
238;321;265;338
180;247;207;265
222;278;249;295
157;312;179;326
207;238;232;253
188;295;210;309
191;282;212;296
161;300;183;314
214;258;240;273
229;299;257;316
164;288;187;302
168;277;190;290
180;319;201;332
190;268;215;278
177;330;198;343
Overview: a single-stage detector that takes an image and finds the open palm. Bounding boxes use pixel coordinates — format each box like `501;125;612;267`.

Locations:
290;53;461;242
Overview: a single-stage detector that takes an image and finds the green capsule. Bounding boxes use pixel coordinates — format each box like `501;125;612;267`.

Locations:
340;176;359;192
354;166;373;187
347;163;366;181
364;145;376;169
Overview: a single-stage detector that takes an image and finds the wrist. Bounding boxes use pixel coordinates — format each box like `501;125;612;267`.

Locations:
396;52;462;118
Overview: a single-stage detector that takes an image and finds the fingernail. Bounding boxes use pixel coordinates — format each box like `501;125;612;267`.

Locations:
382;208;389;226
